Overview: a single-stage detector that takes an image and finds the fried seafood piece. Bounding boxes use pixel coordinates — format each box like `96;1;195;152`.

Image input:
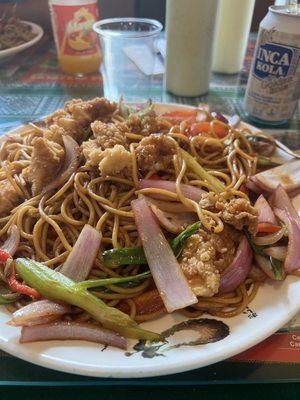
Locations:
28;137;65;195
81;121;128;168
199;192;258;235
180;226;240;297
98;145;132;178
44;98;117;143
64;98;117;123
0;179;21;215
91;121;128;149
81;140;102;167
124;114;168;137
81;141;132;177
135;134;177;172
43;125;65;145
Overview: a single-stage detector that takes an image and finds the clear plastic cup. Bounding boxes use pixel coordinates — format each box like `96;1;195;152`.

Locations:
93;18;162;102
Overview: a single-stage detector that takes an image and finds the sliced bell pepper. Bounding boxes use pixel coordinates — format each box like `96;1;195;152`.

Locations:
185;121;228;138
0;249;40;300
6;261;41;300
161;110;197;124
257;223;282;233
148;173;161;180
0;249;11;265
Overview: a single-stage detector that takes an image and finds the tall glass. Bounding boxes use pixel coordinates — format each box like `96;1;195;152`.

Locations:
93;18;162;102
165;0;219;96
212;0;255;74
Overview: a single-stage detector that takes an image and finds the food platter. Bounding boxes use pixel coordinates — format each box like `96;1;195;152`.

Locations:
0;21;43;63
0;102;299;378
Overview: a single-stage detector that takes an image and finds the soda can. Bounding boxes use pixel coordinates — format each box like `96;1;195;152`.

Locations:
244;5;300;125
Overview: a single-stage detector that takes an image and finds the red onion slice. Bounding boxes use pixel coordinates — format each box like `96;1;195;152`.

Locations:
254;195;277;224
263;246;287;261
228;115;240;128
271;184;299;219
249;176;271;193
252;159;300;193
20;321;126;349
246;179;265;195
218;237;253;294
211;111;228;124
139;179;205;202
274;208;300;272
253;228;285;246
9;300;71;327
60;225;102;282
149;205;197;234
254;254;285;280
145;197;192;213
132;197;197;312
1;225;20;256
41;135;80;195
248;265;267;282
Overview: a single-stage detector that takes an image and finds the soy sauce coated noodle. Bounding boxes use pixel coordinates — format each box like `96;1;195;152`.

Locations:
0;100;262;321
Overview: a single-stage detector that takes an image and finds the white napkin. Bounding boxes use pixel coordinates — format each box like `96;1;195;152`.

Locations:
123;44;165;76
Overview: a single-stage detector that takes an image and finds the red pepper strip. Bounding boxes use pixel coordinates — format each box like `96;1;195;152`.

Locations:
185;122;228;139
257;223;282;233
148;173;161;180
6;261;41;300
239;184;249;195
0;248;12;264
161;110;197;125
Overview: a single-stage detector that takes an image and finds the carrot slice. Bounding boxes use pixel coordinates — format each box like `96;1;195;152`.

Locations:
186;122;228;138
161;110;197;124
257;223;282;233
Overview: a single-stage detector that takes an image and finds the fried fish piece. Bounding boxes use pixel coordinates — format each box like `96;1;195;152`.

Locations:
135;134;177;172
28;137;65;195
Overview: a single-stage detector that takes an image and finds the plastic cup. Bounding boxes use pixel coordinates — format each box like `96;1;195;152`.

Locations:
93;18;162;102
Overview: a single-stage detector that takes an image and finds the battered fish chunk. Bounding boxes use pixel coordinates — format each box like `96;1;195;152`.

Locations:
43;124;65;145
199;192;258;235
28;137;65;195
91;121;127;149
98;145;132;178
81;140;102;167
135;134;177;172
45;98;117;143
64;97;117;123
180;227;240;297
125;114;168;137
0;179;21;215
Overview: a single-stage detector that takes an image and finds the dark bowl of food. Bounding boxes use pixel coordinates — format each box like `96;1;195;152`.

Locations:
0;17;43;62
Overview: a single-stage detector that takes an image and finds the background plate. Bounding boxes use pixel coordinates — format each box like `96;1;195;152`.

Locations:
0;21;44;63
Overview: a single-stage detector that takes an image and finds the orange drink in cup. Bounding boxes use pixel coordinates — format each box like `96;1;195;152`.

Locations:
49;0;101;76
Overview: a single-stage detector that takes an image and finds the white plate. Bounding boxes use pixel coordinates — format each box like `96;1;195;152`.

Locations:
0;103;299;378
0;21;43;63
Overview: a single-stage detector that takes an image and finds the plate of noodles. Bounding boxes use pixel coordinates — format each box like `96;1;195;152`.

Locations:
0;98;299;378
0;18;43;62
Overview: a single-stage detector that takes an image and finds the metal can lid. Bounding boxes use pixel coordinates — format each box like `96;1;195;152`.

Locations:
269;5;300;17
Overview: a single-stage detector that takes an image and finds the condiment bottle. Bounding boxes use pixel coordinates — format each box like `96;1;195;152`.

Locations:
49;0;101;75
165;0;218;96
212;0;255;74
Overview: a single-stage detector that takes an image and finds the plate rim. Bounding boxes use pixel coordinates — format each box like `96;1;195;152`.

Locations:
0;21;44;60
0;102;299;378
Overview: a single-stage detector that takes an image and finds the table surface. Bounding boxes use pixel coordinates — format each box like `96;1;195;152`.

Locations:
0;35;299;396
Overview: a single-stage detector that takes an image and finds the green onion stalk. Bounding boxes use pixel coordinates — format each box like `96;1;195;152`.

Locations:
15;258;161;341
